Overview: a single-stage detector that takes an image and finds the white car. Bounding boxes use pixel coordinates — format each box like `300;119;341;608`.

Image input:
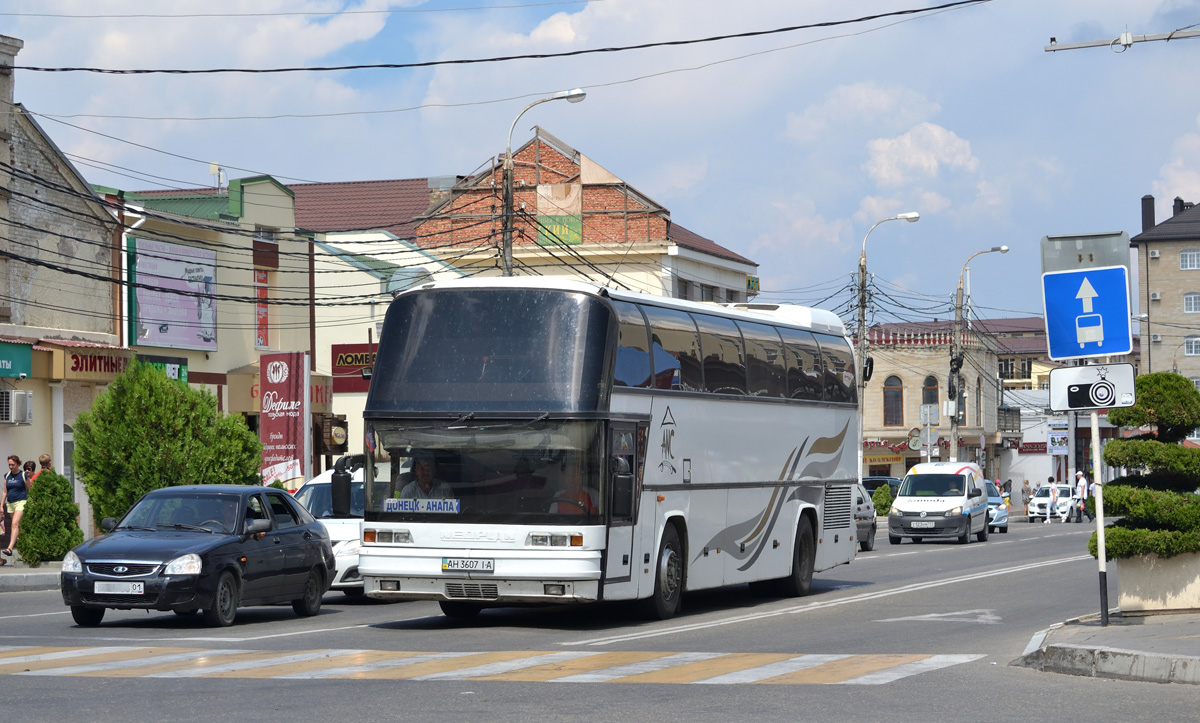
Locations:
294;458;395;596
1027;484;1078;523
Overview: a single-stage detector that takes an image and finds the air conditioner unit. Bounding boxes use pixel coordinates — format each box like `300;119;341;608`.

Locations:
0;390;32;425
1148;249;1161;259
1151;334;1163;342
1150;291;1162;300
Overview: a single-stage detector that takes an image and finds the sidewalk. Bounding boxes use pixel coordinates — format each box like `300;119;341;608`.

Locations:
1015;611;1200;685
0;558;61;593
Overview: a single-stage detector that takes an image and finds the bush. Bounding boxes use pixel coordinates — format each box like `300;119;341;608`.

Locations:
74;360;263;522
871;485;893;516
14;470;83;565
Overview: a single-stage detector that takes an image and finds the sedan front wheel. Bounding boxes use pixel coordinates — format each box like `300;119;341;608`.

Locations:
203;571;239;627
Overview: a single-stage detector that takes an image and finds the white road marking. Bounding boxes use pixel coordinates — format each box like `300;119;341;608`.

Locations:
687;654;853;684
273;651;476;679
552;652;724;682
876;609;1001;624
0;646;140;665
839;654;985;684
0;611;72;621
569;555;1091;646
17;648;253;675
145;648;370;677
412;651;602;680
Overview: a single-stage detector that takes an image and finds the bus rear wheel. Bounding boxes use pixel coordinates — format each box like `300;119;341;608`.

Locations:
775;516;814;597
641;524;683;620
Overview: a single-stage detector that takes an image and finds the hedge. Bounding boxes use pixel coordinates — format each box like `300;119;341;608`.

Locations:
14;470;84;565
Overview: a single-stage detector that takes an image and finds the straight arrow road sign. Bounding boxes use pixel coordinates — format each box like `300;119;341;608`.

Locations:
1042;265;1132;361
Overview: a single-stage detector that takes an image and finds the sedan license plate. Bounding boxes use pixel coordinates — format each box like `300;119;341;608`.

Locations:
94;581;144;595
441;557;494;573
910;521;935;529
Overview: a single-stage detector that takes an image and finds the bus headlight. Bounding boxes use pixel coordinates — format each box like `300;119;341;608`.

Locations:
363;529;412;544
527;533;583;547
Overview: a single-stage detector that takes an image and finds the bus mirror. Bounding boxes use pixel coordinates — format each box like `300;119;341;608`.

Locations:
331;456;353;518
611;472;635;519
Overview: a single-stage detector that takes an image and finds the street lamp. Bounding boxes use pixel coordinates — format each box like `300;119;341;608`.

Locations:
949;244;1008;463
856;211;919;483
502;88;586;276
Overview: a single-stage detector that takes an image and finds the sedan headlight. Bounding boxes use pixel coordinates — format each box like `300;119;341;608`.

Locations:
163;553;202;576
333;539;362;558
62;550;82;574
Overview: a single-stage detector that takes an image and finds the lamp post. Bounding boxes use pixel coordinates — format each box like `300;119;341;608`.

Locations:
949;245;1008;463
856;212;919;483
502;88;586;276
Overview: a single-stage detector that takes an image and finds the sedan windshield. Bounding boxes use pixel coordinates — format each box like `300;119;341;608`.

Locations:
121;491;244;534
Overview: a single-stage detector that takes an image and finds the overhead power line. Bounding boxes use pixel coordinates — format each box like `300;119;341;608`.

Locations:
13;1;991;75
0;1;598;20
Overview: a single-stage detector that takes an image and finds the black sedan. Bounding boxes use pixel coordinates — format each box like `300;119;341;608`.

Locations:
61;485;335;627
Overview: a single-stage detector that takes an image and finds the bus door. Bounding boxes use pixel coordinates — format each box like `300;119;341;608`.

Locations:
603;422;640;591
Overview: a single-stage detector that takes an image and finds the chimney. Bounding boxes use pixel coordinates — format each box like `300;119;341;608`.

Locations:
1174;197;1187;216
1142;195;1155;231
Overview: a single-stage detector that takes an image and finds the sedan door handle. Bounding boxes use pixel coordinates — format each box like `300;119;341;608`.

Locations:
273;537;282;544
303;531;313;540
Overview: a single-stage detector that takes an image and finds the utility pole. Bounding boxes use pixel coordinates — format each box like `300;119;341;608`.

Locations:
950;245;1009;463
857;212;918;482
1045;29;1200;54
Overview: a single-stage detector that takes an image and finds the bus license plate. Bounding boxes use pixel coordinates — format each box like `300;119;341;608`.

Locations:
94;581;144;595
441;558;495;573
910;521;935;529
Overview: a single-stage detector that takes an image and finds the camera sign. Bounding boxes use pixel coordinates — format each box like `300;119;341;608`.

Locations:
1048;363;1136;412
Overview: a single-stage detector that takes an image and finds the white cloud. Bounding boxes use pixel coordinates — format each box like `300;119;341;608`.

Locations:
639;158;708;197
865;123;978;187
785;81;939;144
1152;115;1200;218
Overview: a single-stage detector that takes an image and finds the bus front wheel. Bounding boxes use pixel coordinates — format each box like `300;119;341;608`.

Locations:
641;524;683;620
776;516;815;597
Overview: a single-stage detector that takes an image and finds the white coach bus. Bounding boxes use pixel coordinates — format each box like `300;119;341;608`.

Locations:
356;278;859;620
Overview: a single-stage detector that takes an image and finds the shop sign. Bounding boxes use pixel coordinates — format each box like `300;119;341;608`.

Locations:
0;341;32;378
259;351;310;489
331;343;376;393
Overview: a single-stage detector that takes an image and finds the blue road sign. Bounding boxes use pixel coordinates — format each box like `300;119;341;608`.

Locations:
1041;265;1132;361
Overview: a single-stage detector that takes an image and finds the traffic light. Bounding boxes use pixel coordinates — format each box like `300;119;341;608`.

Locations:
949;352;963;373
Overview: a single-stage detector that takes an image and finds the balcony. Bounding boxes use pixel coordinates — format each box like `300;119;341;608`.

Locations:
997;405;1021;433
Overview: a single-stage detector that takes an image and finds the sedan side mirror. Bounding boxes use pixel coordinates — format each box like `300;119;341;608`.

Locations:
100;517;117;532
244;518;271;536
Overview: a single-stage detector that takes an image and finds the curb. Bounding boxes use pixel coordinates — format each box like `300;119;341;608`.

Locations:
1013;615;1200;686
0;570;60;593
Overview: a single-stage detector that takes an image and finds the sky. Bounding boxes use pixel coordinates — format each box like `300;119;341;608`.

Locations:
4;0;1200;330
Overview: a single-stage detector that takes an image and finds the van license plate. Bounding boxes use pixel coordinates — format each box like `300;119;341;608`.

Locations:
441;558;494;573
94;581;144;594
910;521;935;529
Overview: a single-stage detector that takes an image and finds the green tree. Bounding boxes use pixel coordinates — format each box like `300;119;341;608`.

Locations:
1099;372;1200;558
871;484;893;517
74;360;263;522
14;470;84;565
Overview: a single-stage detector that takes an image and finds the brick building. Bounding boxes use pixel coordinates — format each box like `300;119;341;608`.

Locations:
412;127;758;301
1131;194;1200;379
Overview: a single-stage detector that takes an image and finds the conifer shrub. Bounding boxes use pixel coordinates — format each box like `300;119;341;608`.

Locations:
871;484;893;517
14;470;83;565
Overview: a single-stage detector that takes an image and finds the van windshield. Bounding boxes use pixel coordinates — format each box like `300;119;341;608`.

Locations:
897;474;965;497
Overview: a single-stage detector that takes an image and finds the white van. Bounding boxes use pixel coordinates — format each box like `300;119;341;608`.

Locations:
887;462;990;545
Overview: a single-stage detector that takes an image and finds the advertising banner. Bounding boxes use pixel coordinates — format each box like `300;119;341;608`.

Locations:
129;238;218;351
331;343;376;393
1048;430;1069;455
259;351;310;490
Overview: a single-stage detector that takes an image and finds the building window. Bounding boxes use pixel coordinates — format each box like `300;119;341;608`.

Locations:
998;358;1014;379
1020;357;1034;378
676;278;692;301
922;375;938;405
1183;249;1200;270
883;375;903;427
1187;336;1200;356
253;227;279;269
1186;293;1200;313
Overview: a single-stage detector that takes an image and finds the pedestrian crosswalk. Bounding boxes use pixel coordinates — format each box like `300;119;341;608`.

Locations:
0;645;982;684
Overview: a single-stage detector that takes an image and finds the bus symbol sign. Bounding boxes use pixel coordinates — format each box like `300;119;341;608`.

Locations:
1041;266;1132;361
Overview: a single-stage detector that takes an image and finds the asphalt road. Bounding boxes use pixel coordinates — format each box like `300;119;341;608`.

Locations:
1;519;1194;722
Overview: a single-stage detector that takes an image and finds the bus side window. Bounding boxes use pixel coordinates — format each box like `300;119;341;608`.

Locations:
639;305;703;392
693;313;747;395
815;334;857;404
778;327;824;401
611;300;653;389
738;321;787;398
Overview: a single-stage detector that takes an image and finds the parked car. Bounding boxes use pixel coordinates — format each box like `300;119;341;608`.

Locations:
861;476;901;497
986;480;1009;533
853;483;877;552
61;485;335;627
1027;484;1077;523
293;455;395;597
888;461;990;544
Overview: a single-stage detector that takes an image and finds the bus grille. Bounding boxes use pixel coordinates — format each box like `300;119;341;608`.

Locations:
445;583;499;600
823;485;853;530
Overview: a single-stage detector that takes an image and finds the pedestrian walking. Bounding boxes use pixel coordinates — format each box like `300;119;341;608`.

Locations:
1076;470;1092;522
32;453;50;481
1;454;32;560
1045;482;1059;524
1021;480;1032;516
1003;478;1012;494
